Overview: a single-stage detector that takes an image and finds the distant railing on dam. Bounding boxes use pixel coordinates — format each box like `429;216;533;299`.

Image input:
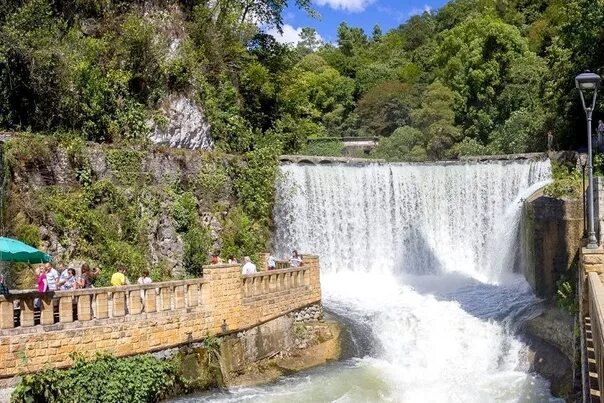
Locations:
279;153;550;166
0;256;321;378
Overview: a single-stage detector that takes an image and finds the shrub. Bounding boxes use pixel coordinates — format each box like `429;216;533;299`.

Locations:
297;140;344;157
11;353;182;403
543;162;582;199
183;226;211;276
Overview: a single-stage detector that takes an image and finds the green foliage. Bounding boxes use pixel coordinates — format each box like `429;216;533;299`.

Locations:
11;353;182;403
355;81;418;137
233;146;279;222
543;162;583;199
220;207;266;261
13;224;40;248
371;126;427;162
183;226;211;276
298;140;345;157
436;15;545;144
556;276;578;314
0;0;602;157
106;149;144;184
171;191;198;233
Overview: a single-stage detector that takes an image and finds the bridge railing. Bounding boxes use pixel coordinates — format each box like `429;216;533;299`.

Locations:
0;278;210;329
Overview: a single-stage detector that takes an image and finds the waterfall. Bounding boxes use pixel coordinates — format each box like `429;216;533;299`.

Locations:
273;160;551;283
181;159;560;402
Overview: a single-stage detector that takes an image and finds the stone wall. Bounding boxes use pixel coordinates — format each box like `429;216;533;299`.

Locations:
0;256;321;378
521;195;584;298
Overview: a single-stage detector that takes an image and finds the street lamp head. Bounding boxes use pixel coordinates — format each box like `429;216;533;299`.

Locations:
576;71;601;91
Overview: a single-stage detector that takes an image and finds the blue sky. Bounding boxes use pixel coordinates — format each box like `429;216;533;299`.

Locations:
268;0;449;45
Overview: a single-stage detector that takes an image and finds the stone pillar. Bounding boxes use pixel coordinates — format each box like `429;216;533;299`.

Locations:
159;287;171;311
40;296;54;325
0;299;14;329
186;283;199;307
202;264;243;334
128;290;142;315
96;293;108;319
303;255;322;303
174;285;185;309
144;289;157;313
77;294;92;321
112;291;126;317
21;298;35;327
59;296;73;323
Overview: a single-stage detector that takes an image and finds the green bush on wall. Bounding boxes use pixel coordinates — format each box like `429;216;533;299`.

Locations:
11;353;183;403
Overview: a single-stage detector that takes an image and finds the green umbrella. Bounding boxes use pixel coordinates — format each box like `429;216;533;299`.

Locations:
0;237;51;263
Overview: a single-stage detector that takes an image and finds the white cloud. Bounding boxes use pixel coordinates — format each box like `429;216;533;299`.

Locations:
408;4;432;17
314;0;375;12
266;24;323;47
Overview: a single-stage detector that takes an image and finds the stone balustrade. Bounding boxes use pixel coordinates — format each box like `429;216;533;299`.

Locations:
0;279;207;330
580;248;604;400
0;255;321;378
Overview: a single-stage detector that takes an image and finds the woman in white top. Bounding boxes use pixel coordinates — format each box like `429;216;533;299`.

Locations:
137;270;152;304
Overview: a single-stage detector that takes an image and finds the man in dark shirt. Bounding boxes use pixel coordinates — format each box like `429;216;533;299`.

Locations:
0;274;9;296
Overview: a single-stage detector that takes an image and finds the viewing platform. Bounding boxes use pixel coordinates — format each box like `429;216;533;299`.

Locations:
0;255;321;378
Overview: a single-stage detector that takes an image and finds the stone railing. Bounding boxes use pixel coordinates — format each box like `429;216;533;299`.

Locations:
0;255;321;378
0;279;207;329
588;272;604;393
581;248;604;400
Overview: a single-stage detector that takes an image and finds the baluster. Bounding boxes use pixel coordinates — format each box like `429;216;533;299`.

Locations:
0;299;14;329
174;285;185;309
144;288;157;313
112;291;126;317
40;295;54;325
128;290;142;315
78;294;92;321
21;298;35;327
96;293;108;319
59;296;73;323
159;287;171;311
186;283;199;307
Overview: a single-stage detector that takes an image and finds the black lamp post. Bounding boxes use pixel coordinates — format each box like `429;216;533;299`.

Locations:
576;71;602;249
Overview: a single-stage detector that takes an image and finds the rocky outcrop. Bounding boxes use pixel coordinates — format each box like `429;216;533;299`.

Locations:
149;96;213;150
520;305;576;398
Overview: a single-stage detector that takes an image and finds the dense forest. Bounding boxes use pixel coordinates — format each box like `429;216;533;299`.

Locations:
1;0;604;160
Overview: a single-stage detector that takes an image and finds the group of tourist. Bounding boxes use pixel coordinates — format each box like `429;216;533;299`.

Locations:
238;250;304;275
35;262;97;293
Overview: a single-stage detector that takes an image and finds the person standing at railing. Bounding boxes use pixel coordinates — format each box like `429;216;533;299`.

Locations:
241;256;257;275
137;270;152;305
110;264;129;286
60;269;77;291
0;274;9;296
45;263;59;292
290;250;303;268
78;264;94;289
34;266;48;309
267;254;276;271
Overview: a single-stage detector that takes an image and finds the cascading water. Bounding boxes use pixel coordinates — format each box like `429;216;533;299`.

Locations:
181;159;562;403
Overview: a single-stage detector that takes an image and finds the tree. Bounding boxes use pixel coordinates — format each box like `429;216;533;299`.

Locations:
297;27;322;55
410;82;461;159
355;81;418;137
371;126;427;161
435;15;545;144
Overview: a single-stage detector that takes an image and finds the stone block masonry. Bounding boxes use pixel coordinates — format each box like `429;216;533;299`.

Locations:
0;256;321;378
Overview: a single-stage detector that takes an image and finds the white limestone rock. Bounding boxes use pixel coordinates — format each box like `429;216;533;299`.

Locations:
149;96;213;150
